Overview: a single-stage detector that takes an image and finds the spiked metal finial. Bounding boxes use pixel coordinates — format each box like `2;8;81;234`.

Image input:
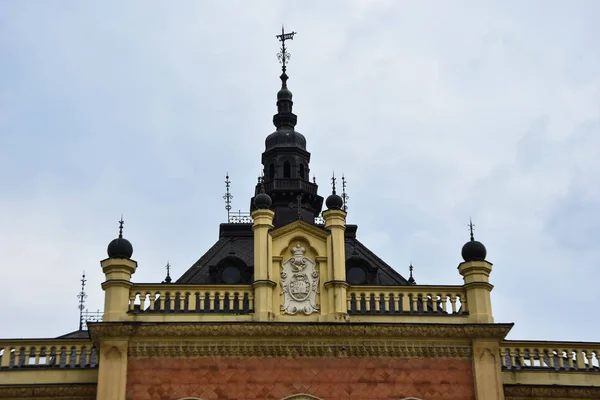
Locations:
408;263;416;285
341;174;349;212
468;217;475;241
118;215;124;239
77;272;87;330
276;26;296;74
224;173;233;220
163;262;172;284
331;172;337;194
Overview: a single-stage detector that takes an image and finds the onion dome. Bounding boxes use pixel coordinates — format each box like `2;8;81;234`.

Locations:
254;181;272;209
461;219;487;261
107;218;133;259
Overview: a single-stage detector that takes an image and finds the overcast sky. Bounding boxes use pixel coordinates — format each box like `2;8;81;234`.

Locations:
1;1;598;341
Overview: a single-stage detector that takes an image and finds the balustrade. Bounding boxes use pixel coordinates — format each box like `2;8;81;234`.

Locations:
129;284;254;314
501;341;600;372
346;286;467;315
0;341;97;369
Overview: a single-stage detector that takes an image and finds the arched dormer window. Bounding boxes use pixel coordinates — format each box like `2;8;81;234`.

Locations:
299;164;305;180
283;161;291;178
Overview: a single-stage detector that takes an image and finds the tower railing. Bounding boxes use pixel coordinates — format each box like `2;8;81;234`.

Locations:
263;178;318;194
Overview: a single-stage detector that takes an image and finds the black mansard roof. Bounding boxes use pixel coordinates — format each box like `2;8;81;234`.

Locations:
176;223;410;286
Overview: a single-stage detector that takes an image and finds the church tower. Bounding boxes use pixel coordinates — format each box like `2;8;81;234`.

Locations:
250;29;323;228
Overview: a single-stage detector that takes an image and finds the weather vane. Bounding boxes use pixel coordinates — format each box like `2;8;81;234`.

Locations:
77;272;87;331
276;26;296;73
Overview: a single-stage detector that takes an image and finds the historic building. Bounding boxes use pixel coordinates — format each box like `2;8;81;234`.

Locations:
0;30;599;400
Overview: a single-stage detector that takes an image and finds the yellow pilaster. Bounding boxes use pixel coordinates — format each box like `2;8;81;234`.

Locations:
323;208;348;318
458;260;494;323
100;258;137;322
251;208;275;321
96;339;128;400
472;339;505;400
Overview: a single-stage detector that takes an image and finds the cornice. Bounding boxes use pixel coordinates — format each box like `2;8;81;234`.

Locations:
0;383;96;399
88;321;513;342
271;220;329;240
128;339;472;359
504;384;600;399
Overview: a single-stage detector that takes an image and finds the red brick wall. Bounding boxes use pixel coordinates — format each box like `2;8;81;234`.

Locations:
127;357;474;400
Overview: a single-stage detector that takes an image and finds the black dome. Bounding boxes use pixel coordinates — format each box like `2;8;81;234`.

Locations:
461;239;486;261
265;129;306;151
107;238;133;259
254;192;272;209
326;193;344;210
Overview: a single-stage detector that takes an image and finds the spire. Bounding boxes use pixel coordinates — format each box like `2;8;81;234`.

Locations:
77;272;87;331
163;262;172;284
273;27;298;130
461;218;487;262
408;263;416;285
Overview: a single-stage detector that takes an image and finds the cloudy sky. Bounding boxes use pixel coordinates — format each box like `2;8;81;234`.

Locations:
1;1;598;341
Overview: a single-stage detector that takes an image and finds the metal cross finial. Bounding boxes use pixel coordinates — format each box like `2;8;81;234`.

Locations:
164;262;172;284
276;26;296;74
77;271;87;331
118;215;124;239
341;174;349;212
331;172;337;194
468;217;475;241
224;173;233;220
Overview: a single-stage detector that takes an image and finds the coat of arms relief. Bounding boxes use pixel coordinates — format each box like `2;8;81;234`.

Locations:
280;243;320;315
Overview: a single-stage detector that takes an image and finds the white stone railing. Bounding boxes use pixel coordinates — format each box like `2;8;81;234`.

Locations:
128;284;254;314
501;341;600;372
0;340;97;369
347;285;467;315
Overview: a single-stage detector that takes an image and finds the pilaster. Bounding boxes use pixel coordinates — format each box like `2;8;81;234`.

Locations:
252;208;275;321
323;209;348;318
472;339;505;400
96;339;128;400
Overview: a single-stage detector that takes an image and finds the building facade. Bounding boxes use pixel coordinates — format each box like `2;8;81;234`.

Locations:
1;34;599;400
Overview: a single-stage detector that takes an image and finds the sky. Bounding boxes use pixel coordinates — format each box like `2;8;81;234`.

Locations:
0;1;599;341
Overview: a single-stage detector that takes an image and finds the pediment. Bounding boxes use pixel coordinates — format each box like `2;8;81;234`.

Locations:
271;220;329;241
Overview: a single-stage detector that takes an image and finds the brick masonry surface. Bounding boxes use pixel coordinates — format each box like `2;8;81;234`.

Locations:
126;357;474;400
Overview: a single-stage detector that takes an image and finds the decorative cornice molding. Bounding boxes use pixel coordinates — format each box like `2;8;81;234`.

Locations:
504;384;600;399
89;321;512;342
0;383;96;399
129;339;472;359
